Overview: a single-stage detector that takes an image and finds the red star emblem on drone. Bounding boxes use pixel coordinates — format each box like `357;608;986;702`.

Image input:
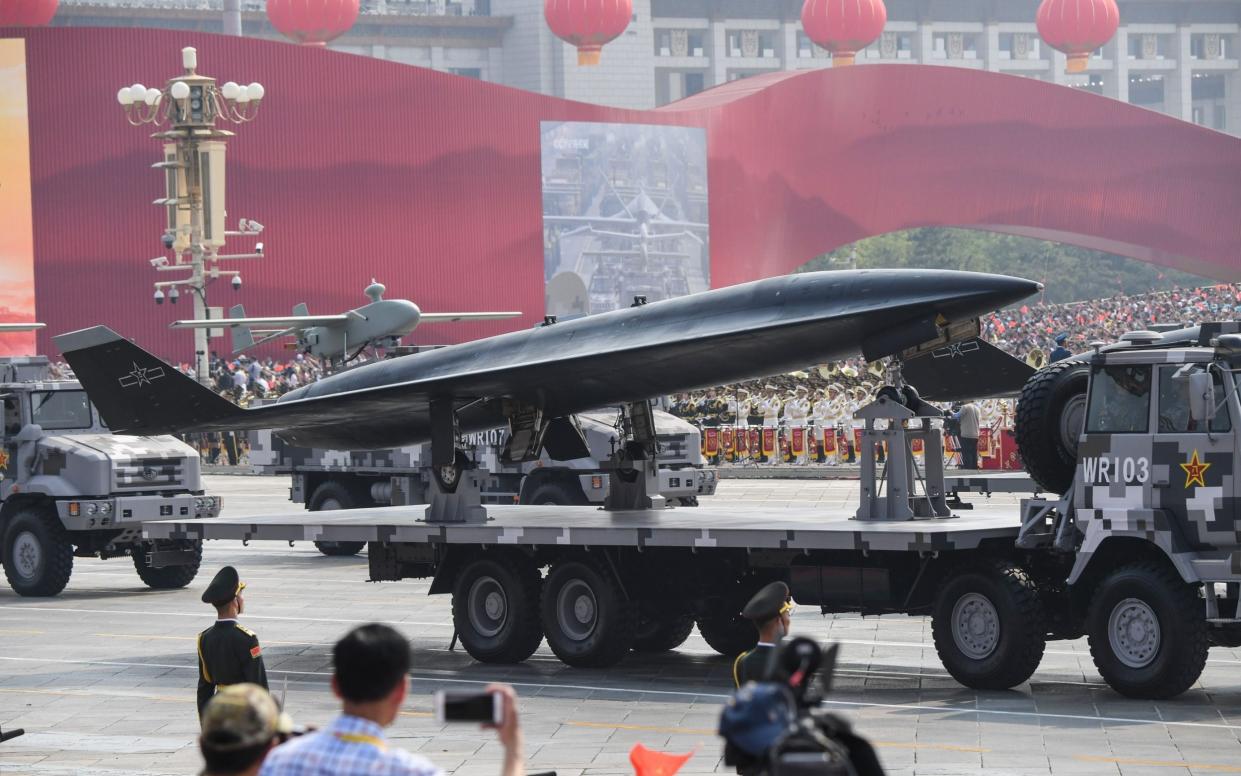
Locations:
1180;450;1211;489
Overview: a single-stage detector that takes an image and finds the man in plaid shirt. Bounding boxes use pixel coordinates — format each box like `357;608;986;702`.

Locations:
260;624;524;776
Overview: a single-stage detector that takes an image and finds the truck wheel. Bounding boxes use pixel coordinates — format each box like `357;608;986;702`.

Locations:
133;541;202;589
1086;563;1207;699
2;508;73;597
452;555;543;663
525;479;587;506
696;613;758;657
541;555;636;667
932;561;1046;690
633;608;695;652
309;481;367;557
1014;360;1089;495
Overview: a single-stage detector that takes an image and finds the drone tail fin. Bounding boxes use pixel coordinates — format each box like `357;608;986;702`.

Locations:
53;326;244;435
228;304;255;354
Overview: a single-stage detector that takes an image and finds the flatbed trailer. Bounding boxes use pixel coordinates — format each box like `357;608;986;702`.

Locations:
140;325;1241;702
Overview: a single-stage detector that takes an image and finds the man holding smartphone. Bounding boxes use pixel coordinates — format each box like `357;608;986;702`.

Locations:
260;623;524;776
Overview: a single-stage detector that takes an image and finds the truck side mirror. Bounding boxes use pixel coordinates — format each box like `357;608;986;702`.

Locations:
14;424;43;444
1189;372;1216;424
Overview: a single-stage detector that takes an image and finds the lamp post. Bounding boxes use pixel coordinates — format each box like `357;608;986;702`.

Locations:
118;46;267;384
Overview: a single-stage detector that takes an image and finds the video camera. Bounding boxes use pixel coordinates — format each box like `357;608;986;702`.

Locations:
719;638;884;776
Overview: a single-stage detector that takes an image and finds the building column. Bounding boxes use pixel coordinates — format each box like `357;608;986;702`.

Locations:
1049;50;1068;84
917;23;934;63
712;21;728;83
1227;70;1241;134
983;23;1001;72
783;21;798;69
1104;28;1129;102
486;47;503;82
1164;26;1192;120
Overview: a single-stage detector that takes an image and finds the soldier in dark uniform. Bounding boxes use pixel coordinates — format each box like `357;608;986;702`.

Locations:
198;566;269;718
732;581;794;688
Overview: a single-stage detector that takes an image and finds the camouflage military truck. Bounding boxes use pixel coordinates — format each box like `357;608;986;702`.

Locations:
1009;322;1241;698
247;408;717;556
0;356;219;596
148;323;1240;698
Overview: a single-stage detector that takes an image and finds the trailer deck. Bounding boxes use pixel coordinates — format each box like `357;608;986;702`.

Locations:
144;502;1022;553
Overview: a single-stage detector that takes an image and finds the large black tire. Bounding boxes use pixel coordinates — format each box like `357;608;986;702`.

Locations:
931;561;1046;690
2;507;73;597
633;608;696;653
133;540;202;589
451;554;544;663
696;576;762;656
524;479;588;506
1014;360;1090;495
1086;563;1208;699
541;554;637;667
309;481;367;557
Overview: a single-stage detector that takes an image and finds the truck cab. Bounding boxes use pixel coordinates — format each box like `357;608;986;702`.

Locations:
1016;325;1241;698
0;356;220;596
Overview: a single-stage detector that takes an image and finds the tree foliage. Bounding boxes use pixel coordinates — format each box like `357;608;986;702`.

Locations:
798;228;1207;305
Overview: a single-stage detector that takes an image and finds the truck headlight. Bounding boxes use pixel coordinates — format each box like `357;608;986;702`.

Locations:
98;502;112;515
194;498;204;509
86;503;98;515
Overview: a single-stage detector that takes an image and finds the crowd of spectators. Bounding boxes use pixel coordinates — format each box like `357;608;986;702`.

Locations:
667;283;1241;436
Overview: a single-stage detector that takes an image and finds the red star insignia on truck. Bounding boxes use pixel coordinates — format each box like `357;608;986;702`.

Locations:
1180;449;1211;489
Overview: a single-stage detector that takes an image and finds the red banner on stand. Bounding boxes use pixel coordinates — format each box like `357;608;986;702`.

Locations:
791;427;805;456
762;428;775;457
704;427;719;457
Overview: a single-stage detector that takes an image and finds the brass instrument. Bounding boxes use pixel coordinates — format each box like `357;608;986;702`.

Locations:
1026;348;1047;369
817;363;839;380
867;360;885;378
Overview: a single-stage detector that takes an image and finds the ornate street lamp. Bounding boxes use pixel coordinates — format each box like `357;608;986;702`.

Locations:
117;47;267;384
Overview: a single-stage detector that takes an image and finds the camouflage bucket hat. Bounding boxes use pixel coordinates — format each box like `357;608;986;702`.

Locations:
201;683;294;750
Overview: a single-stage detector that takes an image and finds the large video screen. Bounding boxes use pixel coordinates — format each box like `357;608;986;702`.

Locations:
540;121;709;318
0;38;37;355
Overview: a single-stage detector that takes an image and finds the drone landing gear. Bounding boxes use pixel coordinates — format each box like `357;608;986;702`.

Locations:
601;400;666;512
423;400;487;524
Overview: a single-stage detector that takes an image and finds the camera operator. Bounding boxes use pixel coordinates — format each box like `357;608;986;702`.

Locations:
720;638;884;776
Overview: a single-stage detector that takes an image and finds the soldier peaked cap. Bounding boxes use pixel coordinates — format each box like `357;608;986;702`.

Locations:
742;581;792;622
202;565;246;605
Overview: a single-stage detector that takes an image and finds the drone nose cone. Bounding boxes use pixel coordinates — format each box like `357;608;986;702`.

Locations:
928;271;1042;322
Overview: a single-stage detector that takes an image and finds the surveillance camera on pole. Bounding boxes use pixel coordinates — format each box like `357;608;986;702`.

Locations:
232;275;242;291
120;46;269;385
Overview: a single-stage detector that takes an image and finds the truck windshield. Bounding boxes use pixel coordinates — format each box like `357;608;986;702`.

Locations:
31;390;93;430
1086;365;1151;434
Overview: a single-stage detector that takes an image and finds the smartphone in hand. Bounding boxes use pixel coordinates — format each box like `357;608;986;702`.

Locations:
433;690;503;725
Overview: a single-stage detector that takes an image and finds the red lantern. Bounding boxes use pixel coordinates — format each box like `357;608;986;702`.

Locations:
267;0;359;46
1036;0;1119;74
801;0;887;67
0;0;58;26
544;0;633;66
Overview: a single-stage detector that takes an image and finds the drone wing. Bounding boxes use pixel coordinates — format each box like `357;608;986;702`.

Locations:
418;312;522;323
170;314;353;330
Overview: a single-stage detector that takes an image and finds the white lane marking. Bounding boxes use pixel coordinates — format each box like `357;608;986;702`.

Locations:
7;604;1241;667
0;655;1235;732
0;604;450;627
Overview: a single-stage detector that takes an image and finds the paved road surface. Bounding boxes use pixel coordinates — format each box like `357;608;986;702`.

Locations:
3;476;1241;775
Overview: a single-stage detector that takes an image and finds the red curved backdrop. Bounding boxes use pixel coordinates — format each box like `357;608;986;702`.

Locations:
3;28;1239;359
